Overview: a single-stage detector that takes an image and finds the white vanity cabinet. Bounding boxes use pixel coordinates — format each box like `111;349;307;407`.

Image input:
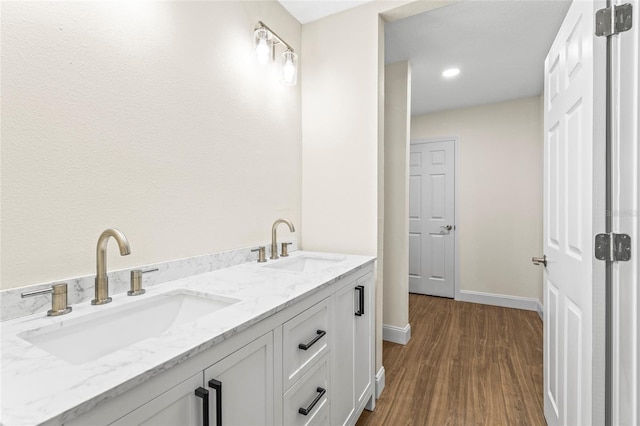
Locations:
331;271;375;426
64;262;374;426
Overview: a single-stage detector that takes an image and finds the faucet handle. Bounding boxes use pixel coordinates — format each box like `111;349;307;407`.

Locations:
22;283;72;317
128;268;158;296
281;242;292;257
251;247;267;263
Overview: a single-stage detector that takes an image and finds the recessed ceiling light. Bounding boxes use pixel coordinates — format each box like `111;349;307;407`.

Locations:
442;68;460;78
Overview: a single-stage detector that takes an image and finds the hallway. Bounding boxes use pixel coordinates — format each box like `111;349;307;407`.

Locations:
357;294;544;425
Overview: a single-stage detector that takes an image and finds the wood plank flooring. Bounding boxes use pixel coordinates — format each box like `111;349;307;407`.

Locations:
356;294;544;426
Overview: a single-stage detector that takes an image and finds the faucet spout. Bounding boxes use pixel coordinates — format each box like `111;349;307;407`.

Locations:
93;228;131;305
271;219;295;260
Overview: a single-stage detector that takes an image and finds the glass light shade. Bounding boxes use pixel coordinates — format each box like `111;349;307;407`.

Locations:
281;50;297;86
255;28;272;64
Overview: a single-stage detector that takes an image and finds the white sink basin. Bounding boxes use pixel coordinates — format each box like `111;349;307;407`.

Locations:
19;290;239;365
264;255;345;273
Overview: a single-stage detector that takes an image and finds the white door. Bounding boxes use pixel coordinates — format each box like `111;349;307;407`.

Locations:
611;0;639;423
543;0;606;424
409;139;455;298
204;332;274;426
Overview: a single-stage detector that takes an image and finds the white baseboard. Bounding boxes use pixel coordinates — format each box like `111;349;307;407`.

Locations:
382;323;411;345
375;366;385;398
536;299;544;321
456;290;542;313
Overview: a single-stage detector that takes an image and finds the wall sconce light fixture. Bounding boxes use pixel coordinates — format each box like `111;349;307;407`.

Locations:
254;21;297;86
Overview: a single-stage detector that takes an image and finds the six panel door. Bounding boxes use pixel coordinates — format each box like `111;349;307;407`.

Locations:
409;140;456;298
543;0;605;424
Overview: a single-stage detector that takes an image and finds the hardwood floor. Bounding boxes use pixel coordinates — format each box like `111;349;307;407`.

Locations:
356;294;544;426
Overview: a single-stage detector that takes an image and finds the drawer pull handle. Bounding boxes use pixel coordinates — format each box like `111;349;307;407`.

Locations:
355;285;365;316
298;387;326;416
194;387;210;426
298;330;326;350
208;379;223;426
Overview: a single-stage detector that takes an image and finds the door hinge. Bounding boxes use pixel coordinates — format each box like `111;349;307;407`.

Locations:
596;3;633;37
595;233;632;261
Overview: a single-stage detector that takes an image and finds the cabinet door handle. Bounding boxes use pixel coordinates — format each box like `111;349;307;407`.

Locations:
208;379;222;426
194;387;210;426
298;387;326;416
298;330;326;350
355;285;365;316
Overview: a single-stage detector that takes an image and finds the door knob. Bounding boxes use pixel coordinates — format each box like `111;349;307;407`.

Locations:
532;255;547;267
440;225;453;231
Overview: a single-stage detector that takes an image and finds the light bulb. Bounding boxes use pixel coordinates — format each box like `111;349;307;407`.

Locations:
281;50;297;86
283;60;295;82
254;28;272;64
256;39;270;64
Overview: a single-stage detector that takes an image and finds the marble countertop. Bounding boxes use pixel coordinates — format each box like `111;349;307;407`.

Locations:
0;251;375;426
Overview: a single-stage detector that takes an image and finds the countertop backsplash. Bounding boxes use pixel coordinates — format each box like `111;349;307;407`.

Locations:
0;240;297;322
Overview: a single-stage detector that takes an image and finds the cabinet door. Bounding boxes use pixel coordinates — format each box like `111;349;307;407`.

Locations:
331;283;356;426
109;373;205;426
204;332;274;426
354;272;374;409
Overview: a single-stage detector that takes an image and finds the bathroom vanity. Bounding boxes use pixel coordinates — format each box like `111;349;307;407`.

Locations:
0;251;375;426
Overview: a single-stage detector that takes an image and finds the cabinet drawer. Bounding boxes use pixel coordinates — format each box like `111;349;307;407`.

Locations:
283;299;330;389
307;401;330;426
283;353;330;426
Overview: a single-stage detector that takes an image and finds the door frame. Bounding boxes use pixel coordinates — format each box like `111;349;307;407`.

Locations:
409;136;460;299
609;0;639;422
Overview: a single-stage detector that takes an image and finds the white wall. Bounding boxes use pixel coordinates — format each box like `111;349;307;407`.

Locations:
411;96;543;301
0;1;301;290
301;3;382;371
301;6;380;257
383;61;410;329
300;0;452;377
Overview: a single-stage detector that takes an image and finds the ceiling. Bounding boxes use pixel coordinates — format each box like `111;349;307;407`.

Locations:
385;1;571;115
279;0;375;24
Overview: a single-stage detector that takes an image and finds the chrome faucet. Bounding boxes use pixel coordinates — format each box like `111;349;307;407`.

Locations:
93;228;131;305
271;219;295;260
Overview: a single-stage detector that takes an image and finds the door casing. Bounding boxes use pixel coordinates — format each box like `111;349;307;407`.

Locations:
609;0;639;423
